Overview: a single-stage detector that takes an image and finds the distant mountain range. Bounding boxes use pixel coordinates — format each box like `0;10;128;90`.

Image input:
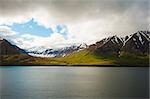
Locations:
0;31;149;57
27;43;88;57
22;31;150;57
0;31;149;66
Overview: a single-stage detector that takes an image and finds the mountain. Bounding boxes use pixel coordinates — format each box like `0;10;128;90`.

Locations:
0;31;149;66
121;31;150;55
27;43;88;57
13;31;149;58
94;36;123;56
88;31;149;56
0;38;27;55
57;31;149;66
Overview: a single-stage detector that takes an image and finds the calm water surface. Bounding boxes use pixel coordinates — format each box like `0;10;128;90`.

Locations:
0;66;149;99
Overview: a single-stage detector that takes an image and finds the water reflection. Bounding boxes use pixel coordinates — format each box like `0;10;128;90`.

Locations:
0;67;149;99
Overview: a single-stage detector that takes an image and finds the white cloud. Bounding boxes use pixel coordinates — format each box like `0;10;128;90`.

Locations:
0;0;148;31
0;0;149;50
14;33;76;50
0;26;18;37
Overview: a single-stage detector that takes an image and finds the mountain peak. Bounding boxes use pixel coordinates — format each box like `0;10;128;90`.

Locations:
0;37;26;55
88;31;149;56
122;31;150;55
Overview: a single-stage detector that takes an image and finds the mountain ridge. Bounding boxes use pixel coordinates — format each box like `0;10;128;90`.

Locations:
27;43;88;57
0;31;149;57
0;31;149;66
0;39;27;55
89;31;149;56
26;31;150;57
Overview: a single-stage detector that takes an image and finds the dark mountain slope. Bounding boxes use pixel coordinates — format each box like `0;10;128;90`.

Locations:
121;31;150;55
0;38;26;55
89;31;149;56
89;36;123;56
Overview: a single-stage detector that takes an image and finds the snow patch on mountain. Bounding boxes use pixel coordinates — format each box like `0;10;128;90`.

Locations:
27;43;88;57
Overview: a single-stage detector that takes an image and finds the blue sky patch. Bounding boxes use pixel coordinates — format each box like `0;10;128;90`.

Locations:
9;19;53;37
56;24;68;36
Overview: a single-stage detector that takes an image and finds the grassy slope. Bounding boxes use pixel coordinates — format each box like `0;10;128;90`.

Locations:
0;50;149;66
56;50;115;65
57;50;149;66
0;54;63;65
116;54;149;66
0;50;114;65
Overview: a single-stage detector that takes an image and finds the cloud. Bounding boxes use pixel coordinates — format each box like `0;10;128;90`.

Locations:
0;26;18;37
55;25;68;35
0;0;149;29
0;0;149;50
14;33;76;50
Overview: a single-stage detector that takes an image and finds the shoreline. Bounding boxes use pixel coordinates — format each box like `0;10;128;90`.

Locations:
0;64;149;67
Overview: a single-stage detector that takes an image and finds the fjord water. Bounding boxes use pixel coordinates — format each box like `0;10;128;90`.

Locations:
0;67;149;99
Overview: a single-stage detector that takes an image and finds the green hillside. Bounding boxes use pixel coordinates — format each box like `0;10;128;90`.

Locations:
1;55;63;65
56;50;115;65
1;49;149;66
57;49;149;66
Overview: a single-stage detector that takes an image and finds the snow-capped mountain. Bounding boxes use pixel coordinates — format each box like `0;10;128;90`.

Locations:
1;31;149;57
89;31;149;56
122;31;150;55
96;35;123;47
27;46;49;53
28;43;88;57
89;35;123;55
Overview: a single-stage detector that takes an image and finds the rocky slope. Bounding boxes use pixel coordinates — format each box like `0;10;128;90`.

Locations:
94;36;123;55
0;38;26;55
121;31;150;55
89;31;149;56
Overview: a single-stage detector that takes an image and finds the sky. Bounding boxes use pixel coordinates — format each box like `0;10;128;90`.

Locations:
0;0;149;51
